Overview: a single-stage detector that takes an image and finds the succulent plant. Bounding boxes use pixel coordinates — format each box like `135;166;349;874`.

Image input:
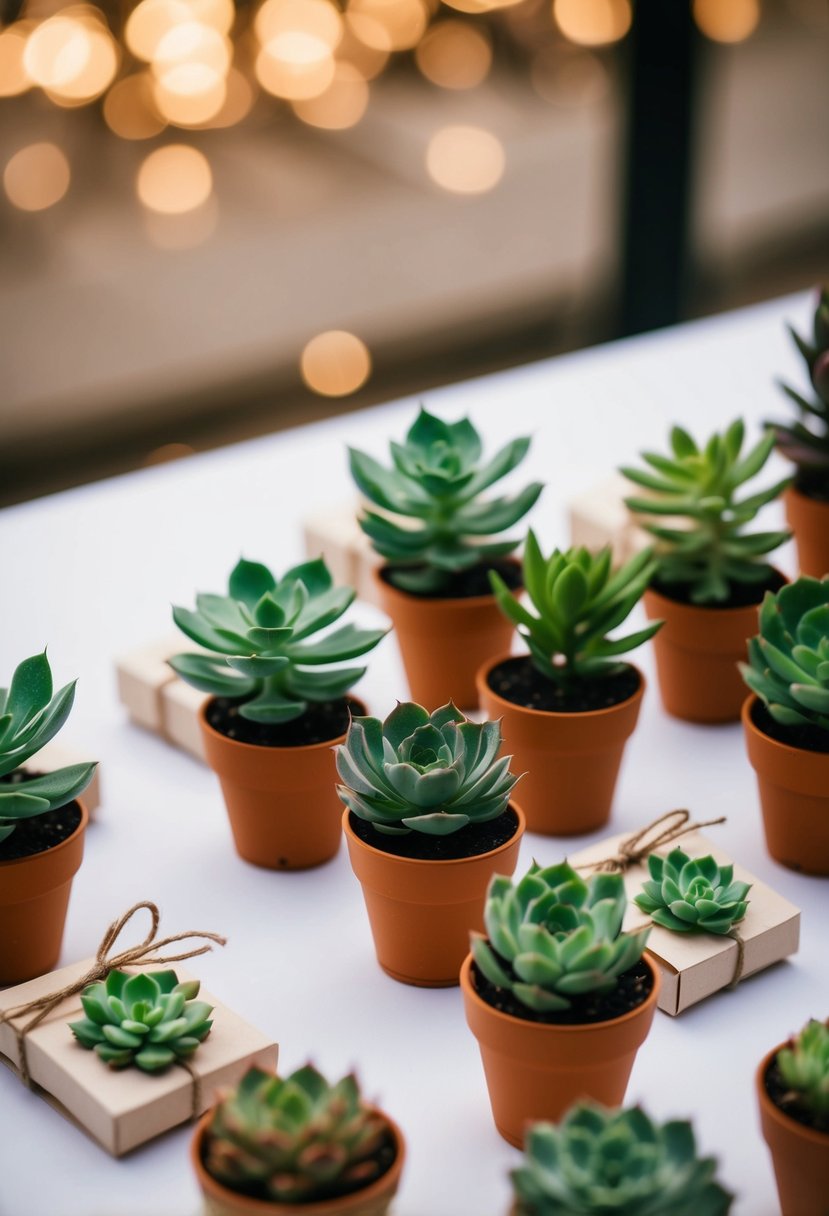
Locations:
335;701;519;837
471;862;650;1013
776;1019;829;1130
203;1065;391;1204
69;969;213;1072
0;651;97;844
770;288;829;480
633;849;751;935
511;1105;733;1215
739;576;829;733
621;419;790;604
489;533;661;685
170;557;386;724
349;406;543;594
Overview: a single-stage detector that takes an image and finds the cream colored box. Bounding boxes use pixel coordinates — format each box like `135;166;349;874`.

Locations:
568;473;651;566
160;679;207;762
115;636;182;732
31;740;102;818
303;500;382;607
568;831;801;1016
0;961;277;1155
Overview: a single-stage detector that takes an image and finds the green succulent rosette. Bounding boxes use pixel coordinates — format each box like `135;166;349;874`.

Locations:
776;1019;829;1129
633;848;751;936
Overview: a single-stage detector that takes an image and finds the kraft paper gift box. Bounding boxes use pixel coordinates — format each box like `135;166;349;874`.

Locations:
0;960;277;1155
116;639;207;761
31;740;102;818
568;473;651;566
568;829;801;1016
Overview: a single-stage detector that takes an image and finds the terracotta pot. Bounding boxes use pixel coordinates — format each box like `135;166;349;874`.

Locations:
343;803;525;987
373;564;518;709
757;1044;829;1216
191;1107;406;1216
785;484;829;578
643;584;774;724
742;695;829;875
460;951;660;1148
0;800;88;985
199;699;366;871
476;657;644;836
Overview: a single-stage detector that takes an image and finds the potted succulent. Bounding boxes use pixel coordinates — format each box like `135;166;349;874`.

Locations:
757;1018;829;1216
461;861;658;1147
770;287;829;577
509;1105;733;1215
739;575;829;874
170;556;386;870
191;1064;405;1216
621;418;790;723
336;701;525;986
0;651;97;985
479;537;661;835
349;407;543;708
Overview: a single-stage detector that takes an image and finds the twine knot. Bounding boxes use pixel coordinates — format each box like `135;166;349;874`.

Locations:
580;809;726;874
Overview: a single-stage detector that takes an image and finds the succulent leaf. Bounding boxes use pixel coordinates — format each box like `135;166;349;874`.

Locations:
769;288;829;478
776;1018;829;1131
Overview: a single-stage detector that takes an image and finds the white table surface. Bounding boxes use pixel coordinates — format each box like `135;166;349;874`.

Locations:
1;292;827;1216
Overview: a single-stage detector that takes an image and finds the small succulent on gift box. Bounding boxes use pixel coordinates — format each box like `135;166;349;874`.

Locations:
69;970;213;1072
770;288;829;483
774;1018;829;1132
633;849;751;936
349;406;543;594
335;701;519;836
511;1105;733;1215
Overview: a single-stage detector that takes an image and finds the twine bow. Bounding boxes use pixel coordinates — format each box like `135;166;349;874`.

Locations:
0;901;226;1104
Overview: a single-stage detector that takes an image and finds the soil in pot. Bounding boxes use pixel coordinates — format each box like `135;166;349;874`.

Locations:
472;954;653;1026
347;806;519;861
206;697;356;747
758;1047;829;1216
486;657;639;714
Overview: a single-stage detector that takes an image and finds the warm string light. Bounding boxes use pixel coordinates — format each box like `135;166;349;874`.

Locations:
4;141;71;210
301;330;372;396
426;124;505;194
692;0;761;43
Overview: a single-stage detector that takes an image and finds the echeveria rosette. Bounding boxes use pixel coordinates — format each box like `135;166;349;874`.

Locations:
489;533;661;686
776;1019;829;1131
170;556;386;725
349;406;543;594
0;651;97;843
739;576;829;733
204;1065;389;1205
512;1106;733;1216
621;418;790;605
335;701;519;837
770;287;829;476
69;969;213;1072
633;849;751;936
471;862;650;1013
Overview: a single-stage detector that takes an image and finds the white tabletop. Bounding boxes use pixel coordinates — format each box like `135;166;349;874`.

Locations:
1;292;826;1216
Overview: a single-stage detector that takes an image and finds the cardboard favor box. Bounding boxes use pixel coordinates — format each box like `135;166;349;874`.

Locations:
568;473;651;566
0;961;277;1155
115;639;207;762
568;831;800;1016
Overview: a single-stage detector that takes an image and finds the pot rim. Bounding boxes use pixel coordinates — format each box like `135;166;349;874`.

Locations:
644;570;786;620
191;1104;406;1215
342;802;526;870
476;655;646;724
198;697;368;759
0;797;89;872
373;558;521;611
756;1043;829;1148
785;482;829;509
741;694;829;765
459;948;662;1034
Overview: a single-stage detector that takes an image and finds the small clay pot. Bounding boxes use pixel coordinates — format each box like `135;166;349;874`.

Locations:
476;657;644;836
0;800;88;985
741;695;829;875
373;564;519;709
460;952;660;1148
643;583;773;724
199;699;366;871
785;484;829;578
757;1044;829;1216
191;1106;406;1216
343;804;525;987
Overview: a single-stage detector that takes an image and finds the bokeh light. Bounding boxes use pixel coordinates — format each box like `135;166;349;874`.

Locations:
0;23;33;97
692;0;761;43
126;0;196;62
293;62;369;127
334;23;388;78
346;0;429;53
531;45;609;107
301;330;371;396
553;0;632;46
136;143;212;213
415;21;492;90
24;10;119;103
426;125;505;194
4;142;71;211
104;72;167;138
256;37;335;99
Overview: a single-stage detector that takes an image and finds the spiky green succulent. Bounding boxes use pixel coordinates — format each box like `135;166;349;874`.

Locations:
511;1105;733;1215
203;1065;391;1205
349;406;543;594
69;969;213;1072
739;576;829;733
776;1019;829;1131
0;651;96;844
170;557;386;724
621;419;790;604
489;533;661;685
335;701;519;837
471;862;650;1013
770;287;829;479
633;849;751;936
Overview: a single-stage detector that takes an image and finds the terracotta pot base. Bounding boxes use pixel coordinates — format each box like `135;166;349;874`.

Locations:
757;1045;829;1216
785;484;829;578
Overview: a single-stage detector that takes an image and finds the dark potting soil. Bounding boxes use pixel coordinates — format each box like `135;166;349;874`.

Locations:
0;770;82;861
751;699;829;755
381;558;521;600
794;467;829;504
471;955;653;1026
486;655;640;713
651;568;786;610
764;1056;829;1135
207;697;362;747
348;806;519;860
